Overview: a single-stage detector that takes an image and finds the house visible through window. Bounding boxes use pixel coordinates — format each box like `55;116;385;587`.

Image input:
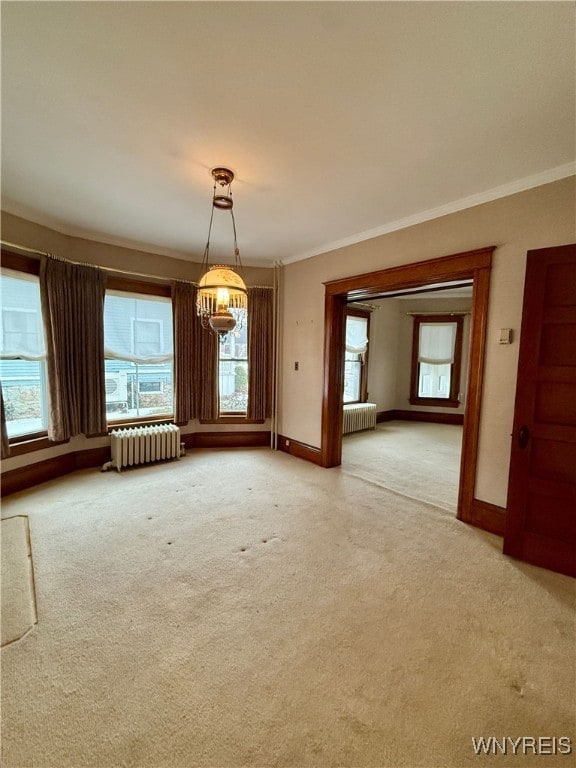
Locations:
0;270;48;438
104;291;174;421
410;315;464;408
218;309;248;414
343;310;369;404
132;318;162;358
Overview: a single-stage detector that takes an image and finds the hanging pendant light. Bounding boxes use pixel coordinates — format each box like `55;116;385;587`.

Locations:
196;167;248;336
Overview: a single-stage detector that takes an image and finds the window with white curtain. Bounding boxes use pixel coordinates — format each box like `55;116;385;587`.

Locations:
410;315;464;407
418;322;456;398
0;269;48;437
104;291;174;421
343;311;369;404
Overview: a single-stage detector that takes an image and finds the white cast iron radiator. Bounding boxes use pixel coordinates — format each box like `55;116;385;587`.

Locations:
343;403;377;434
110;424;181;471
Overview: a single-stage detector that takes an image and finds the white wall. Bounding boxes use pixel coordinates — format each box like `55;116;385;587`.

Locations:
278;177;576;507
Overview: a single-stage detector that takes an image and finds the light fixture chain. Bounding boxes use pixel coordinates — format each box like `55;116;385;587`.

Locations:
230;207;244;273
200;183;218;272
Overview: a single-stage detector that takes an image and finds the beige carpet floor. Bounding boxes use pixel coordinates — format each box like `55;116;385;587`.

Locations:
0;448;574;768
342;421;463;512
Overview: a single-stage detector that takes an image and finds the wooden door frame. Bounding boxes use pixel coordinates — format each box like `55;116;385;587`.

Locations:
321;246;495;528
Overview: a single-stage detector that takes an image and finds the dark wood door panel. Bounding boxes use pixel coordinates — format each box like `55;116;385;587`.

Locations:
535;381;576;426
529;439;576;485
505;243;576;577
539;324;576;366
525;492;576;543
544;262;576;304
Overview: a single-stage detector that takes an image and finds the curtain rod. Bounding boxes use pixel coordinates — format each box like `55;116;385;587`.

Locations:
0;239;274;289
405;310;470;316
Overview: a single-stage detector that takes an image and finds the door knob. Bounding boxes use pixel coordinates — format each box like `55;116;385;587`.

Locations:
518;425;530;449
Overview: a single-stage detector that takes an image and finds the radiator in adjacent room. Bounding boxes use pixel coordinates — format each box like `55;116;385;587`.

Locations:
343;403;377;434
110;424;181;471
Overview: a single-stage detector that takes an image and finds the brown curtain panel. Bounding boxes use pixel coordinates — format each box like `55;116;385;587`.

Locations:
172;281;199;424
195;318;218;421
1;385;10;459
40;258;107;441
247;287;274;421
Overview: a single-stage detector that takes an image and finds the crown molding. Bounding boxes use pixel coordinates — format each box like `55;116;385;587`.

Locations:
3;162;574;269
283;162;576;265
0;199;202;264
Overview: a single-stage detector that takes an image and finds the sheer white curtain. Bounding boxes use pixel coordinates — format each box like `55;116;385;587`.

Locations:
418;322;457;364
345;315;369;357
0;269;46;361
0;269;47;451
104;291;173;364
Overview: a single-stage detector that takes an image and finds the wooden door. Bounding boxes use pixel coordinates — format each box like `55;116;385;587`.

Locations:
504;244;576;577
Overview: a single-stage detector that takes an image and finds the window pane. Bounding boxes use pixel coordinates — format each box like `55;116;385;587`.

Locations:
105;360;173;421
0;358;48;436
418;323;457;364
343;359;362;403
1;271;48;437
104;291;174;422
418;362;451;398
343;314;367;403
1;271;46;360
133;319;162;357
219;359;248;413
218;309;248;414
345;315;368;353
104;292;173;363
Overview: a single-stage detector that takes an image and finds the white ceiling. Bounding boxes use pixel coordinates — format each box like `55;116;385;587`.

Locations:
2;2;574;267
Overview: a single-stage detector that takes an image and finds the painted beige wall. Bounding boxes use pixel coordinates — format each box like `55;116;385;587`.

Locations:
278;177;576;507
365;300;401;411
1;211;273;287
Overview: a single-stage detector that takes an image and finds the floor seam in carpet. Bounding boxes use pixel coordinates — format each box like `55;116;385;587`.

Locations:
340;467;457;516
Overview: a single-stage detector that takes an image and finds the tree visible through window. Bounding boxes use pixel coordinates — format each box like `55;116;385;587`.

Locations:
0;270;48;438
218;309;248;414
410;315;464;407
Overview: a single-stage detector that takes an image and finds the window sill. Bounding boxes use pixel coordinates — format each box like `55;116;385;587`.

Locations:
7;433;69;457
408;397;460;408
199;416;265;425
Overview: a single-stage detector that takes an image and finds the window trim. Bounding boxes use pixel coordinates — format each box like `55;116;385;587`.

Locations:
409;314;464;408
